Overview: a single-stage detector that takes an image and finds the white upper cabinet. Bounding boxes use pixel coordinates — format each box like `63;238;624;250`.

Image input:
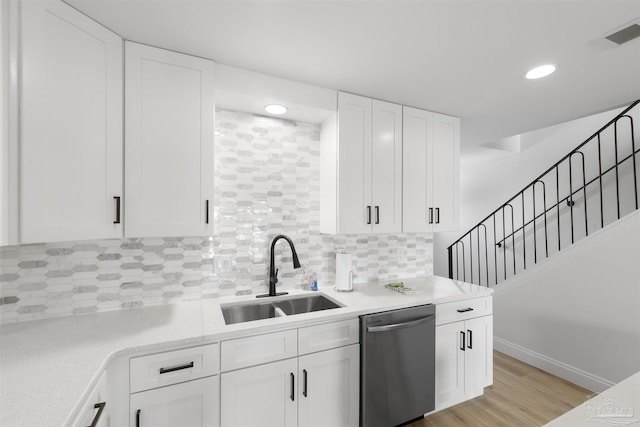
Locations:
320;92;402;234
124;42;214;238
403;107;460;232
20;0;123;243
371;100;403;233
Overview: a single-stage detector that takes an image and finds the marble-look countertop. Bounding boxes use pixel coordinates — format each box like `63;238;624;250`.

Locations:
545;371;640;426
0;275;492;427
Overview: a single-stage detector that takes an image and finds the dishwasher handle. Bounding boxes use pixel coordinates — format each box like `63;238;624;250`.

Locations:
366;315;434;333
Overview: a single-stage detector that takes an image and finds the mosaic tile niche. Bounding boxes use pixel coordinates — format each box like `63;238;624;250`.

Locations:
0;109;433;324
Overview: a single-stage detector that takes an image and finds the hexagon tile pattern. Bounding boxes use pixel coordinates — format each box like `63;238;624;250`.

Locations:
0;109;433;324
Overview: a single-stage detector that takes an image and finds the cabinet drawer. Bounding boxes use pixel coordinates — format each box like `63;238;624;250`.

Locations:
130;343;219;393
298;318;359;355
70;370;108;427
221;329;297;372
436;296;492;326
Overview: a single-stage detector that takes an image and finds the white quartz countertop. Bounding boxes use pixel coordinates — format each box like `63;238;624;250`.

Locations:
545;371;640;426
0;275;492;427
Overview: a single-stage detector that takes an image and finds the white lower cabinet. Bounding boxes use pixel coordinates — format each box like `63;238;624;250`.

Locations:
298;345;360;427
220;320;360;427
130;375;219;427
221;358;298;427
220;345;360;427
435;314;493;410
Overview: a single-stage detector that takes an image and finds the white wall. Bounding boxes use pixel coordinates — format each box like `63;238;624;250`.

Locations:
1;0;8;245
493;210;640;391
434;104;636;278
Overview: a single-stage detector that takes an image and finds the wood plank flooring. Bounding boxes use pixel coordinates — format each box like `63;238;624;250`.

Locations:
412;351;593;427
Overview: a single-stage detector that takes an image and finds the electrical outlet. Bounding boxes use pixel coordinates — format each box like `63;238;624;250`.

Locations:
213;255;233;274
396;249;407;264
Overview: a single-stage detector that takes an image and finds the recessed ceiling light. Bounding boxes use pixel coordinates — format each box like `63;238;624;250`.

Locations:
264;104;287;115
525;64;556;80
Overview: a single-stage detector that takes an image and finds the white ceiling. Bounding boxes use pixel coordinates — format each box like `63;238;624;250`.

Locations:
65;0;640;147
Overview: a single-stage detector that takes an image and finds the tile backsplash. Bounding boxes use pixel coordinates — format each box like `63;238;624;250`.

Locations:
0;109;433;324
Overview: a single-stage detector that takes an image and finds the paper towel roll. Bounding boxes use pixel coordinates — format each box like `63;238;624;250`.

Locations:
335;252;353;292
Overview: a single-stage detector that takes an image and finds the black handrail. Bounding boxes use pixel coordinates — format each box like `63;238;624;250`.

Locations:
448;100;639;286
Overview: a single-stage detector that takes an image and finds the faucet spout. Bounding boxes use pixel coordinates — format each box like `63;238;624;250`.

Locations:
257;234;302;298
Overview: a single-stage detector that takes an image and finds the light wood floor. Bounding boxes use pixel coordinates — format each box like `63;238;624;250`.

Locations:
412;351;592;427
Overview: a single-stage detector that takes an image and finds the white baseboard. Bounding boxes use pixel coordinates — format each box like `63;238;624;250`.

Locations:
494;336;614;393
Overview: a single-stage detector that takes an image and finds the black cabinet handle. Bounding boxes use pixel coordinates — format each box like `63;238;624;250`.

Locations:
290;372;295;401
136;409;141;427
303;369;308;397
366;206;371;224
467;329;473;349
460;331;466;351
428;208;433;224
87;402;106;427
435;207;440;224
457;307;474;313
375;206;380;224
113;196;121;224
205;200;210;224
159;361;194;374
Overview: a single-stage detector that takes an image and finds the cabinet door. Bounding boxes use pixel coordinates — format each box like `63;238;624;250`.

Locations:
337;92;372;234
129;375;219;427
434;322;465;410
125;42;214;237
21;0;123;243
463;315;493;395
430;113;460;232
298;344;359;427
402;107;433;232
371;100;402;233
221;358;297;427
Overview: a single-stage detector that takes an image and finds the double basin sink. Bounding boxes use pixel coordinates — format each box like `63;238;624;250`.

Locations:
221;293;343;325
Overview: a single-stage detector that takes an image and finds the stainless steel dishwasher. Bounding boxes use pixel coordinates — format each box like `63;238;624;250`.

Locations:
360;304;436;427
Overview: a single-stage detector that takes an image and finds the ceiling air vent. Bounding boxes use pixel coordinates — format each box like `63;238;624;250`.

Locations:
605;23;640;45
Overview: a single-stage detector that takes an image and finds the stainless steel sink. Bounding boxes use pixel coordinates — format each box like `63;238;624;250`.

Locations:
221;294;343;325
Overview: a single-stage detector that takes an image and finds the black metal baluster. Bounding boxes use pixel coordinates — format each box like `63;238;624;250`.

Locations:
501;207;507;281
534;180;549;259
492;214;498;285
532;185;537;264
621;115;638;209
556;165;561;252
478;224;488;287
521;192;527;270
469;231;474;284
579;151;588;237
597;134;604;229
569;155;575;243
614;122;621;219
458;241;466;282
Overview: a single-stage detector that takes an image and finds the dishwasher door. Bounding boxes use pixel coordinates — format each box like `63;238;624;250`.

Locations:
360;304;435;427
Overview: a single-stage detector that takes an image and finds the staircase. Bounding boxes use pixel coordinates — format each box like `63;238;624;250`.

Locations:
448;100;640;286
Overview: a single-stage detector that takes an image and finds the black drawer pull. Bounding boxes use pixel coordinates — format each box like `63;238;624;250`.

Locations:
303;369;308;397
457;307;474;313
375;206;380;224
435;207;440;224
113;196;121;224
366;206;371;225
87;402;106;427
428;208;433;224
290;372;295;401
205;200;210;224
460;331;466;351
467;329;473;349
136;409;141;427
159;361;194;374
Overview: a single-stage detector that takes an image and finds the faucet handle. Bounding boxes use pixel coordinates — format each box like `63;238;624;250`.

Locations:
275;268;279;279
